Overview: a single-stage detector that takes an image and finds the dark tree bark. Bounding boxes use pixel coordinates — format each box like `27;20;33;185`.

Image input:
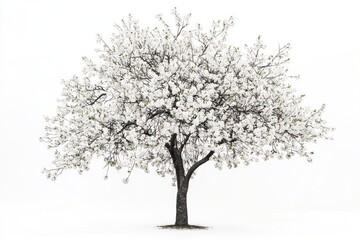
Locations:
175;180;189;225
165;134;215;226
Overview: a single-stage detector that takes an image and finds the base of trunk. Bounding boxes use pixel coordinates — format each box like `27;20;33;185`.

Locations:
158;224;208;230
175;185;189;226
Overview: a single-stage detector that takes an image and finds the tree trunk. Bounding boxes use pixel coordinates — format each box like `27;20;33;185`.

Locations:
165;134;215;226
175;180;189;225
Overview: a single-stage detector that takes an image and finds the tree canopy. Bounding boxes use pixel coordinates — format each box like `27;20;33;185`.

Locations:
41;9;333;185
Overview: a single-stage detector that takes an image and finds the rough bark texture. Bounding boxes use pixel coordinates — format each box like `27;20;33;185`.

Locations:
175;180;189;225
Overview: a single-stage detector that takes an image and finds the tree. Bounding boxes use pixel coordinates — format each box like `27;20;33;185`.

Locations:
40;9;333;227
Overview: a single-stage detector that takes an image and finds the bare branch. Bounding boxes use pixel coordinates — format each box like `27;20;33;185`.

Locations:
87;93;106;105
179;134;191;152
183;150;215;184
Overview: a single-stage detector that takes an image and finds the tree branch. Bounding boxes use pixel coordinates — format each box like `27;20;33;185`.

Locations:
218;138;237;145
148;109;171;120
179;134;191;152
87;93;106;105
183;150;215;185
116;121;136;134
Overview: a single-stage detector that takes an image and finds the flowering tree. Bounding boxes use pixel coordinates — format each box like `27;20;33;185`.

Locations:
41;9;332;227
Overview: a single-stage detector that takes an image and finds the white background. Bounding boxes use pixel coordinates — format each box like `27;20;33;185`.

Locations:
1;0;360;239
